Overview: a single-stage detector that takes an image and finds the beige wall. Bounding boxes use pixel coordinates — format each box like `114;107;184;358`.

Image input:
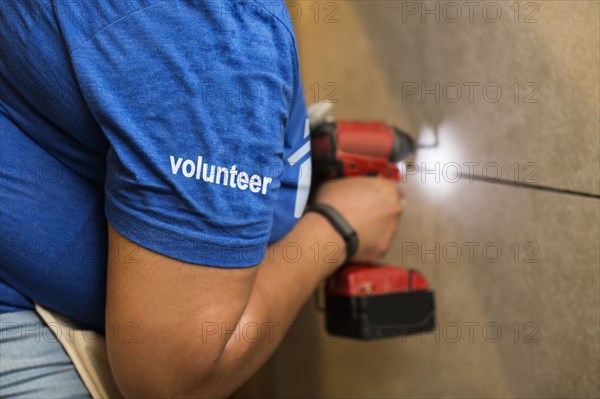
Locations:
233;1;599;397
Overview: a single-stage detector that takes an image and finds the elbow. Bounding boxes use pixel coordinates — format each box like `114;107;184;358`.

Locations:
107;335;225;398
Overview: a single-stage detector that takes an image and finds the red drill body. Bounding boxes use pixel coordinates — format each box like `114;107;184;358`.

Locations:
310;120;435;340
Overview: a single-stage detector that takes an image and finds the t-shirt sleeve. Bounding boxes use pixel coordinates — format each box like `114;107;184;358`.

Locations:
66;2;297;267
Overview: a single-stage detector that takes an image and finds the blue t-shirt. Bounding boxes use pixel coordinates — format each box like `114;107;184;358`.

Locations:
0;0;311;332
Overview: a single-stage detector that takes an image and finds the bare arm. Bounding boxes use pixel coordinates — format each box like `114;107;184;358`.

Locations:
106;177;402;398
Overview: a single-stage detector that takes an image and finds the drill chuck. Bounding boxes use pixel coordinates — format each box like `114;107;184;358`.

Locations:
390;128;416;163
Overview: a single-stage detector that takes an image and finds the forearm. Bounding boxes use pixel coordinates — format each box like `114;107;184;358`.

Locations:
107;213;348;398
198;212;345;398
107;177;401;399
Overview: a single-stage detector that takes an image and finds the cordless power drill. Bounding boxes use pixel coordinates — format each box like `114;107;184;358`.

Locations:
310;120;436;340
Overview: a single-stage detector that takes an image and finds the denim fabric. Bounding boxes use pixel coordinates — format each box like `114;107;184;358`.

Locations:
0;311;91;398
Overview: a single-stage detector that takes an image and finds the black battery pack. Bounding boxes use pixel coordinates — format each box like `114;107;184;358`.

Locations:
325;290;435;340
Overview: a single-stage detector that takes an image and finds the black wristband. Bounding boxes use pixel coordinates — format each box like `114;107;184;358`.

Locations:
305;204;359;263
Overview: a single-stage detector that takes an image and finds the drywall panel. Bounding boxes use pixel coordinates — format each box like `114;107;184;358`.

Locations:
295;0;600;196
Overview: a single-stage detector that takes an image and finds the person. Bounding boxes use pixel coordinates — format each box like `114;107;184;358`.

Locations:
0;1;403;397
